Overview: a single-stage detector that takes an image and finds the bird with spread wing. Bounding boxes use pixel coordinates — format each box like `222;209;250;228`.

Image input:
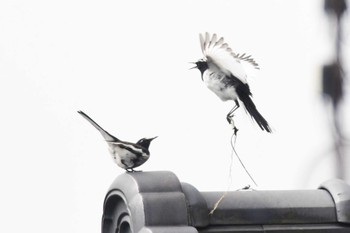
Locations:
192;32;271;133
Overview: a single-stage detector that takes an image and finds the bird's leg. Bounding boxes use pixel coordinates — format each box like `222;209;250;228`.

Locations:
125;168;136;173
126;168;142;173
226;100;240;122
226;101;240;134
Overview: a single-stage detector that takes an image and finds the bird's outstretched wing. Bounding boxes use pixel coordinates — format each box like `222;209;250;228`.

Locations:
199;32;259;83
233;53;260;69
78;111;120;142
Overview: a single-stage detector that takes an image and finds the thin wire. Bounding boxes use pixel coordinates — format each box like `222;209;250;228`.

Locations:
209;131;236;215
209;191;228;215
230;131;258;187
209;130;258;215
227;132;235;189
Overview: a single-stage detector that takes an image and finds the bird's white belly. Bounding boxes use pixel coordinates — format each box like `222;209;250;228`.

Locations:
203;72;238;101
107;142;149;169
108;145;137;168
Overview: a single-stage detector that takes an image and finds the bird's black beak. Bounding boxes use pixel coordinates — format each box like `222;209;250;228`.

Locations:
149;136;158;141
189;62;197;70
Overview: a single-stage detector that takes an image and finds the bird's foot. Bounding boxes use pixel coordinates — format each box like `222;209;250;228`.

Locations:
226;115;239;135
125;168;142;173
233;126;239;136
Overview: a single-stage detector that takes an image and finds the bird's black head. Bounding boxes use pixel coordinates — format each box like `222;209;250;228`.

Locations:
191;60;208;80
137;136;158;149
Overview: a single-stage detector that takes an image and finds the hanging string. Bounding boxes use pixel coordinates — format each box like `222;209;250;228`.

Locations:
230;131;258;187
209;130;257;215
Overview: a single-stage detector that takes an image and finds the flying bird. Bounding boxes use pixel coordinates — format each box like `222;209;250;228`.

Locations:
78;110;157;172
192;32;271;133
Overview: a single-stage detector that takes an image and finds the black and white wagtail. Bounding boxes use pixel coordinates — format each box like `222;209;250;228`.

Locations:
78;111;157;172
192;32;271;133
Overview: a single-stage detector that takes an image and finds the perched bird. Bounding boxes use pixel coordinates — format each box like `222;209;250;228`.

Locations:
77;111;157;172
192;32;271;133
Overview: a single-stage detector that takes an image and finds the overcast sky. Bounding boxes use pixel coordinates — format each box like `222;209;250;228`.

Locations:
0;0;349;232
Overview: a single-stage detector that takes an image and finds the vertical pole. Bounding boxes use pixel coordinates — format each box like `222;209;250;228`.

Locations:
323;0;347;180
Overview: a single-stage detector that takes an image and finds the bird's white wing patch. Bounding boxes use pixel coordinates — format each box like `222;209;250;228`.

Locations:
200;32;259;84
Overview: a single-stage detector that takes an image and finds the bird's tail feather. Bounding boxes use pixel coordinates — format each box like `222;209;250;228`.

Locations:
77;111;120;141
240;97;271;133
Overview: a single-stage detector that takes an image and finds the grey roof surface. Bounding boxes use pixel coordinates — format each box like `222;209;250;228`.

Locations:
102;171;350;233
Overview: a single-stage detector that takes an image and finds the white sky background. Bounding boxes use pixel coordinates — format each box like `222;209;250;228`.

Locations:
0;0;349;232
